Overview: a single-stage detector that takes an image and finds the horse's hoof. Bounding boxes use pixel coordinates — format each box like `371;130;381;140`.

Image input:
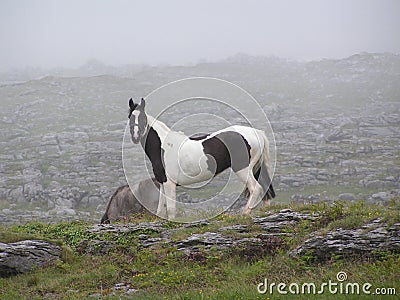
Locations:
157;210;167;219
262;199;271;208
167;211;176;220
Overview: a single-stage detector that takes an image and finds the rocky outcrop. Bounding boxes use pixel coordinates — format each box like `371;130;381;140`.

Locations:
79;209;314;256
252;209;318;232
290;219;400;260
0;240;62;277
79;209;400;262
2;209;399;277
174;232;285;261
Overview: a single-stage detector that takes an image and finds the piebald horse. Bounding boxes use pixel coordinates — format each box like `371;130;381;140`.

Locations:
128;98;275;218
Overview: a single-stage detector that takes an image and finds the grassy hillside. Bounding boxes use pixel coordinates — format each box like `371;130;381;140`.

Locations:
1;200;399;299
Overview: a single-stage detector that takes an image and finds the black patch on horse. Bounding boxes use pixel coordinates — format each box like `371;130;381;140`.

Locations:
141;127;167;183
202;131;251;174
189;133;210;141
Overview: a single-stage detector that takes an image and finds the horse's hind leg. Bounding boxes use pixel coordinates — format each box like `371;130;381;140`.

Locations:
236;167;263;215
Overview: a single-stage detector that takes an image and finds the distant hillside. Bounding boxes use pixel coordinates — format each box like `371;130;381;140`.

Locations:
0;53;399;223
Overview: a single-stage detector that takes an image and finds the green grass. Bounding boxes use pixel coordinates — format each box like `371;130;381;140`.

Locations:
0;201;399;299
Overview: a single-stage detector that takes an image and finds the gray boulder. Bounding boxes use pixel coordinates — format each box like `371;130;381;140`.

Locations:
337;193;357;201
290;220;400;260
0;240;62;277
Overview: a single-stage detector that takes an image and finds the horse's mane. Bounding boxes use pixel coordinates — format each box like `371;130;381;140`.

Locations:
147;115;171;133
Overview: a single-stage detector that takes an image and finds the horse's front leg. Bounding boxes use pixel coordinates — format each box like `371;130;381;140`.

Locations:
163;180;177;219
157;184;167;218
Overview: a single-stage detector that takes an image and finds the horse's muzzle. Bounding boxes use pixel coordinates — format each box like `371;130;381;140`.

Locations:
131;137;140;144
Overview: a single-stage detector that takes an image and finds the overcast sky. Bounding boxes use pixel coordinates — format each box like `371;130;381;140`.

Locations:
0;0;399;70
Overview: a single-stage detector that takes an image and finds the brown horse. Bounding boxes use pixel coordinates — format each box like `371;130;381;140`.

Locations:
100;178;160;224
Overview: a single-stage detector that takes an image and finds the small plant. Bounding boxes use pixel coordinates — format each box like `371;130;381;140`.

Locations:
300;250;318;265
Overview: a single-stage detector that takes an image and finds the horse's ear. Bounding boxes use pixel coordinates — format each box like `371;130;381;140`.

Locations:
140;98;145;109
128;98;138;118
129;98;135;109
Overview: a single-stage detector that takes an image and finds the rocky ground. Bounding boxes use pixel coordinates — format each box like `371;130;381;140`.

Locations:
0;52;399;223
1;207;398;277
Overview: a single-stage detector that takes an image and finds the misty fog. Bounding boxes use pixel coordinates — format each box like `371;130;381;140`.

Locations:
1;0;399;71
0;0;399;222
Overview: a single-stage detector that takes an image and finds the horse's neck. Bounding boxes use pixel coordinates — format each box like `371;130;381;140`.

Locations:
146;114;187;144
147;115;171;143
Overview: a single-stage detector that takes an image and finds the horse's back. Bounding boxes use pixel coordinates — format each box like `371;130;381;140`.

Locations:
224;125;266;156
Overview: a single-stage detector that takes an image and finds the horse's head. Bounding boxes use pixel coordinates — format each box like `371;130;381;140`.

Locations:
128;98;147;144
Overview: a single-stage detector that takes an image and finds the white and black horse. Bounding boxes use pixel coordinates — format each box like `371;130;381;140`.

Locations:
128;98;275;218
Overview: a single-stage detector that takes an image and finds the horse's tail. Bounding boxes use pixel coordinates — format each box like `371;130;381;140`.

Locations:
259;132;275;200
